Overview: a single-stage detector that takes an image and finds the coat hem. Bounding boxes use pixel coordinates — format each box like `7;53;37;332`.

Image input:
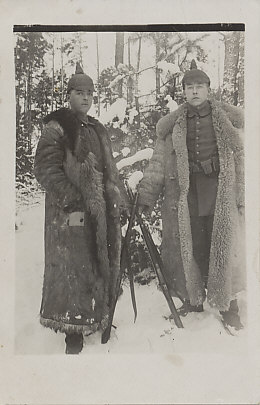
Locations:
40;316;100;336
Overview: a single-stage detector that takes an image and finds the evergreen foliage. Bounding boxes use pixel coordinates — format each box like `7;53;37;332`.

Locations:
15;30;244;281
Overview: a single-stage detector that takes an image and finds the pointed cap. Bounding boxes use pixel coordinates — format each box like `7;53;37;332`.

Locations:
75;62;84;74
182;59;210;88
190;59;197;69
67;62;94;93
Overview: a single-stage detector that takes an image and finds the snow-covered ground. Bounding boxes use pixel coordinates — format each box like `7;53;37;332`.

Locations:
15;195;248;356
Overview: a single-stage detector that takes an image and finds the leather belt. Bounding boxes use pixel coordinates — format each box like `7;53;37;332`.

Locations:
189;156;219;175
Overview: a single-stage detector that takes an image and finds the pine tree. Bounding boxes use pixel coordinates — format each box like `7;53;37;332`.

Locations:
15;32;49;184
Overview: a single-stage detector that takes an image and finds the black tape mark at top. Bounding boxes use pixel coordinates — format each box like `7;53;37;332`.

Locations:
13;23;245;33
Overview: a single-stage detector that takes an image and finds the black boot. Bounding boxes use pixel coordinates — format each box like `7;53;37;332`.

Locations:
177;300;204;317
220;300;243;330
65;332;84;354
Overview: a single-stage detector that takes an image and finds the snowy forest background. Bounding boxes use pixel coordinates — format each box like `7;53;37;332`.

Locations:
14;29;248;355
15;29;244;282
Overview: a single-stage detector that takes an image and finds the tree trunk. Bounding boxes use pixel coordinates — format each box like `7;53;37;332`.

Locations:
96;33;101;117
27;63;32;154
51;35;55;112
135;35;142;127
16;77;21;127
155;33;161;99
26;37;33;155
127;36;134;105
78;33;83;66
237;33;244;107
115;32;124;97
61;34;64;107
222;31;241;106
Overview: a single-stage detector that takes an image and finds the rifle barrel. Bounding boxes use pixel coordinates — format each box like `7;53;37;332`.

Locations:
101;189;139;344
137;217;183;328
126;184;183;329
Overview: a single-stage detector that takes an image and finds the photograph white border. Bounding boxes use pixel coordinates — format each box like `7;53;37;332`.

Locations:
0;0;259;403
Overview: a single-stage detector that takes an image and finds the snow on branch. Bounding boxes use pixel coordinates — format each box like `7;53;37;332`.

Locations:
127;171;144;192
164;95;178;112
108;74;124;88
116;148;153;171
121;147;131;157
99;98;127;125
157;61;180;75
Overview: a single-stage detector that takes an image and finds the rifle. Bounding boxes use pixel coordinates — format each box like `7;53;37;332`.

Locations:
126;184;184;329
101;191;138;344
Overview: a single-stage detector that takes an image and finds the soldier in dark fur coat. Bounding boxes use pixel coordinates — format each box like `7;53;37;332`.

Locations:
34;64;127;354
138;61;245;330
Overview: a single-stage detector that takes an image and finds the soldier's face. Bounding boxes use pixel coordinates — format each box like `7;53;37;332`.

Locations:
184;82;209;107
69;89;93;115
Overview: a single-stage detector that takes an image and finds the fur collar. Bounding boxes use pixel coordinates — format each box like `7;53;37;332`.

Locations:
44;107;126;210
44;107;99;152
156;99;244;143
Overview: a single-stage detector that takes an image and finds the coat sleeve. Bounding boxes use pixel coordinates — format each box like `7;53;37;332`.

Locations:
230;105;244;208
221;102;244;129
34;120;83;210
233;127;245;209
222;103;245;208
137;136;165;209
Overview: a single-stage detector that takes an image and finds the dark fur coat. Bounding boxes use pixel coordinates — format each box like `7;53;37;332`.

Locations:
138;99;245;311
34;108;126;334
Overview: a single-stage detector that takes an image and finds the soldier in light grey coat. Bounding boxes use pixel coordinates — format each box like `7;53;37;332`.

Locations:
138;62;245;330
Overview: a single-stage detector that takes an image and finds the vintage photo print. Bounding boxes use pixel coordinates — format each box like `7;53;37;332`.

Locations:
14;24;247;355
0;0;260;404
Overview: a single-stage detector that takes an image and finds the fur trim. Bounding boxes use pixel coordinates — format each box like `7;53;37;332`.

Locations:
210;100;244;151
80;153;110;280
64;151;111;319
156;100;244;142
139;99;245;310
93;119;129;209
207;101;245;310
156;105;186;140
210;101;244;209
45;108;127;211
219;101;244;129
40;316;100;335
41;108;123;331
44;108;79;152
170;100;245;310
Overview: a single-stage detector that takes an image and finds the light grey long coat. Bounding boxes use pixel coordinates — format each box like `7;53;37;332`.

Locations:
138;99;245;311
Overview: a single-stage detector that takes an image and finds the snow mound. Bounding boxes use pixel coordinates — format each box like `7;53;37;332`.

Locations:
15;198;248;356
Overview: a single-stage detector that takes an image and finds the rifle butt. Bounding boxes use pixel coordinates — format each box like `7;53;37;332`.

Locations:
101;326;111;344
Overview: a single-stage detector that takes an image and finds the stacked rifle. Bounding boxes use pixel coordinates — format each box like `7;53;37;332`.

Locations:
101;182;183;344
